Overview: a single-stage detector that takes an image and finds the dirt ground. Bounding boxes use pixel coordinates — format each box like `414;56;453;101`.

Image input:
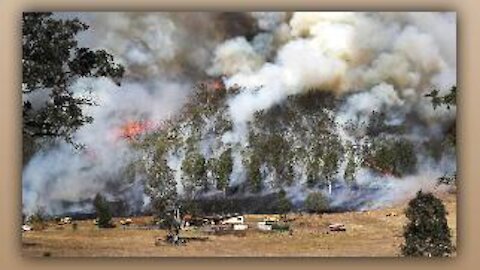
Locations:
21;192;457;257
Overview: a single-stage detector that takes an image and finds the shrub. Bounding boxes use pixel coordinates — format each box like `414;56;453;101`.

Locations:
272;222;290;231
27;207;48;230
304;192;329;213
401;191;453;257
93;193;114;228
276;189;292;218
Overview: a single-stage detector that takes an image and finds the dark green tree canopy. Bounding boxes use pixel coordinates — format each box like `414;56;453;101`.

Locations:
22;12;124;143
401;191;453;257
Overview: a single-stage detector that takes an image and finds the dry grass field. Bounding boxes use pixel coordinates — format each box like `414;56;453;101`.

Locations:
21;192;456;257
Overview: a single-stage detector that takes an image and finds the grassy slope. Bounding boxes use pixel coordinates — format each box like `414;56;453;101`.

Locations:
21;192;457;257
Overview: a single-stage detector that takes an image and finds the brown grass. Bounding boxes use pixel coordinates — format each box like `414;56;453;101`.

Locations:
21;193;457;257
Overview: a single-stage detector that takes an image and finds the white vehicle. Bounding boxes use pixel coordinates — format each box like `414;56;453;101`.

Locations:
257;222;272;231
120;218;133;226
22;224;32;232
59;216;72;225
221;215;244;225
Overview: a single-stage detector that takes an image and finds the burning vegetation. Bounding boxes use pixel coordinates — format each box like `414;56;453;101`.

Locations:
114;120;165;140
22;12;456;232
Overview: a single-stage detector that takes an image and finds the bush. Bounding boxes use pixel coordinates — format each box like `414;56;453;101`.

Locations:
27;207;48;230
304;192;329;213
93;193;114;228
276;189;292;218
401;191;453;257
272;222;290;231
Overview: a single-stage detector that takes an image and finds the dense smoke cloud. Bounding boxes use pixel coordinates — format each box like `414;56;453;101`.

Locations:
23;12;456;215
220;12;456;128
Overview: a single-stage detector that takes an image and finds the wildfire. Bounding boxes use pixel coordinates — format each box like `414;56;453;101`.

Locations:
198;77;226;92
211;78;225;92
82;120;163;162
114;120;163;140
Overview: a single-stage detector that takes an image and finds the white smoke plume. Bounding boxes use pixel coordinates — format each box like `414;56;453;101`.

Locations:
207;37;264;76
219;12;456;128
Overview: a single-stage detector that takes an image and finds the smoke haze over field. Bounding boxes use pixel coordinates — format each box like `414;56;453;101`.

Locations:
23;12;456;216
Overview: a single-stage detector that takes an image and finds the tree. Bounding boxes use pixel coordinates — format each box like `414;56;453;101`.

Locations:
321;149;342;194
304;192;329;214
425;86;457;148
261;134;294;186
276;189;292;219
245;153;263;193
343;150;357;186
181;150;207;195
140;132;178;218
145;158;177;217
364;138;417;177
306;135;343;193
22;12;124;151
425;86;456;110
425;86;457;188
401;191;453;257
247;130;294;187
137;130;180;224
93;193;113;228
210;148;233;192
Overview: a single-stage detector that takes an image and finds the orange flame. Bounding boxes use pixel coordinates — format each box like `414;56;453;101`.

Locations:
84;120;164;161
211;79;225;91
114;120;163;140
